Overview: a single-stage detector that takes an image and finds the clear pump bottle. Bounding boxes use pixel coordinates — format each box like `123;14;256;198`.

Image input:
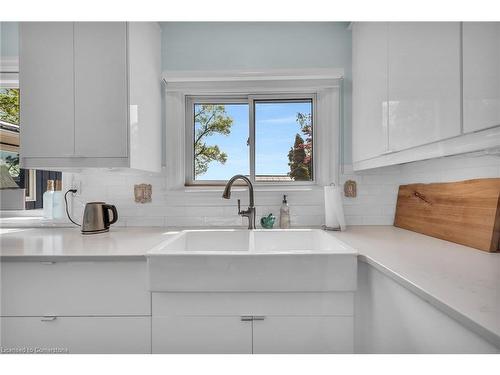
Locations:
43;180;54;219
279;195;290;229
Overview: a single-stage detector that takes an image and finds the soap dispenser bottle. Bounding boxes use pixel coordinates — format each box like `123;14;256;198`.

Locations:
279;195;290;229
52;180;65;220
43;180;54;219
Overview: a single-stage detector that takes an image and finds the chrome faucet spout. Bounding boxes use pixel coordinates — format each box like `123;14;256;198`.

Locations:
222;174;256;229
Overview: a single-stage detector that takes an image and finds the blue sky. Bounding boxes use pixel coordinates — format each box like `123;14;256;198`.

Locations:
195;101;311;180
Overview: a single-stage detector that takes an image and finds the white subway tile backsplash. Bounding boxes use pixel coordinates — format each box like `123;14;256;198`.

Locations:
64;153;500;228
124;216;166;227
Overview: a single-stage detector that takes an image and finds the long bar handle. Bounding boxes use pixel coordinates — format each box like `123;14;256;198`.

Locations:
41;316;57;322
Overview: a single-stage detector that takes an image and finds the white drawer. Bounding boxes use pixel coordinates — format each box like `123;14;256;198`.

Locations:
253;316;354;354
153;316;252;354
1;260;150;316
0;316;151;354
152;292;354;317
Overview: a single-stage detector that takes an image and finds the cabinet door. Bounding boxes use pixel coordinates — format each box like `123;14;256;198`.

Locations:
1;261;150;316
19;22;75;158
152;316;252;354
74;22;128;158
352;22;389;162
463;22;500;133
1;316;151;354
252;316;354;354
387;22;461;151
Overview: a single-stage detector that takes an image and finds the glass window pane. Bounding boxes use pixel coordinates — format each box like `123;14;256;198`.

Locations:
255;100;313;182
0;88;20;187
193;103;249;181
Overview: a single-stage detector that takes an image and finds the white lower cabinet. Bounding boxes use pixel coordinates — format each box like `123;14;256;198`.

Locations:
1;260;150;316
252;316;353;354
151;292;354;354
1;316;151;354
0;259;151;354
153;316;252;354
355;261;499;354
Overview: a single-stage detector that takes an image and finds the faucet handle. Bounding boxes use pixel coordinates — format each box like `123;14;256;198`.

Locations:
237;199;241;214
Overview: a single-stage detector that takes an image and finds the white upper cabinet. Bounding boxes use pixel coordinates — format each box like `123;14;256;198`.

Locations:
463;22;500;133
19;22;162;172
387;22;461;151
352;22;500;171
74;22;129;158
19;23;75;158
352;22;389;162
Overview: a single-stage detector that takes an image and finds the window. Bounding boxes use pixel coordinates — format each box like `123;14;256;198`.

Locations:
186;94;315;185
0;86;61;209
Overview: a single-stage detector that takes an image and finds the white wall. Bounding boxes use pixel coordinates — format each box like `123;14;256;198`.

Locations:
0;22;18;58
3;21;499;228
64;153;500;228
341;153;500;225
161;22;353;164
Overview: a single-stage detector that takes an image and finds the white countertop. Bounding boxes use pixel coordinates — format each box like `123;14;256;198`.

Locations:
331;226;500;348
1;225;499;347
0;227;176;258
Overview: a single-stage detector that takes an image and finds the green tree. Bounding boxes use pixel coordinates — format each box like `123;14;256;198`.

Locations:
0;88;20;124
194;105;233;177
288;134;310;181
288;112;313;180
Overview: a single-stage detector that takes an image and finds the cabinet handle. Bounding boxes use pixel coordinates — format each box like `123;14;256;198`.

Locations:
240;316;265;321
40;261;56;265
41;316;57;322
380;150;394;155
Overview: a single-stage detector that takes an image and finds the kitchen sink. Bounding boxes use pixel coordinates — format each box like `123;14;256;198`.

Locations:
147;229;357;292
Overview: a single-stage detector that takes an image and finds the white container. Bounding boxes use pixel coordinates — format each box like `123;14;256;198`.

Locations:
52;180;65;219
43;180;54;219
324;185;346;231
279;195;290;229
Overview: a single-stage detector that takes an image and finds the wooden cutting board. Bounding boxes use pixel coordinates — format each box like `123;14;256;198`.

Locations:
394;178;500;252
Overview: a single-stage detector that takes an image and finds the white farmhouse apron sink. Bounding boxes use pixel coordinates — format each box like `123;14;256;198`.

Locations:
147;229;357;292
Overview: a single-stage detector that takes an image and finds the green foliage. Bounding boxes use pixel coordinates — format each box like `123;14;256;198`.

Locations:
288;112;313;181
288;134;310;181
0;88;20;125
194;105;233;177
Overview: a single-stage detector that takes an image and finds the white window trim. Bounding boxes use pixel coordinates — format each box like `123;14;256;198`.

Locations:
164;71;342;192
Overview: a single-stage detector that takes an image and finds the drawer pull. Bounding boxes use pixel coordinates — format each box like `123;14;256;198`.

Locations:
41;316;57;321
40;261;56;265
240;316;265;322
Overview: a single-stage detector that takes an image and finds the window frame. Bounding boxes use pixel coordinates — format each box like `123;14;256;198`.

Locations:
0;78;44;209
185;93;317;187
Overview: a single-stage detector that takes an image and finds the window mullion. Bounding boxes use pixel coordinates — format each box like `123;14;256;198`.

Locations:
249;96;256;183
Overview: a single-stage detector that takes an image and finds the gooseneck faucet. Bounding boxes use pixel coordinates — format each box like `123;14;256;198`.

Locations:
222;174;256;230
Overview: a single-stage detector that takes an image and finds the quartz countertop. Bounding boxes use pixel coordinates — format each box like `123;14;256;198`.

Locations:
331;226;500;348
1;225;499;347
0;227;176;259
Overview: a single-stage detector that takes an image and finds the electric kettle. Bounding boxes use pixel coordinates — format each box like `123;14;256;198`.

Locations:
81;202;118;234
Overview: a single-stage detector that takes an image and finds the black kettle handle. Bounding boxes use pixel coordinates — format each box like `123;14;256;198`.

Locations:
103;204;118;225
